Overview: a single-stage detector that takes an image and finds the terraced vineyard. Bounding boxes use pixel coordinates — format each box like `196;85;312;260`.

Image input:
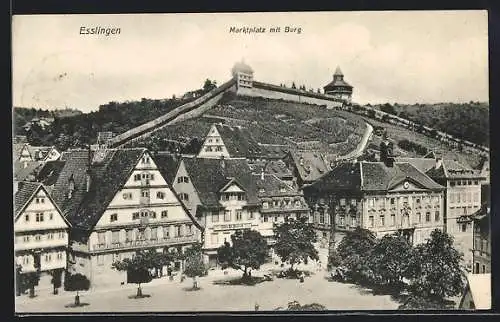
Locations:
128;95;368;156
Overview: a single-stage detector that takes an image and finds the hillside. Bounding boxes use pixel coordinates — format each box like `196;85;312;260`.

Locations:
370;102;489;147
126;93;368;157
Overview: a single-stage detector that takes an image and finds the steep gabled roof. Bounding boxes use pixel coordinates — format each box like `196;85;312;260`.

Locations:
14;182;42;217
426;159;483;180
153;152;182;185
214;124;263;158
182;157;259;208
70;149;146;230
253;173;299;198
51;150;90;220
289;151;330;183
13;160;44;182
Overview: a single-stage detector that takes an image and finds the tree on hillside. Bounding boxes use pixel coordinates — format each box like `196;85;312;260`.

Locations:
64;273;90;306
406;229;465;303
291;82;297;89
182;242;207;290
112;250;155;298
217;230;268;282
380;103;396;115
369;232;413;291
274;217;319;274
203;79;217;92
337;227;377;285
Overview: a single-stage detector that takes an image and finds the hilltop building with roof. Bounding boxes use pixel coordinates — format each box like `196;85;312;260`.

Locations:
303;144;446;246
50;148;201;289
13;143;61;163
231;60;254;90
323;66;353;102
14;182;71;294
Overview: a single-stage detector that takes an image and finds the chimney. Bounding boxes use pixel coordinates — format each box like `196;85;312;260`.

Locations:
68;174;75;199
86;169;92;192
220;155;225;171
435;157;443;169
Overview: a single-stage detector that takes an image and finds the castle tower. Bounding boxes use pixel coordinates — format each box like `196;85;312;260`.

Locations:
231;60;254;89
323;66;353;102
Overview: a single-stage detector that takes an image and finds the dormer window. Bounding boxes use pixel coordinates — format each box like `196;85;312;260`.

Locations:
141;155;151;164
279;187;286;193
263;202;269;209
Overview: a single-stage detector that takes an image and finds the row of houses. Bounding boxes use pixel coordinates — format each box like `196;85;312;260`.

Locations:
14;123;491;293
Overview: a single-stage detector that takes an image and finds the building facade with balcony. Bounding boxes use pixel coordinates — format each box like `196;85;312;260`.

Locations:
303;157;446;247
51;148;201;289
14;182;71;293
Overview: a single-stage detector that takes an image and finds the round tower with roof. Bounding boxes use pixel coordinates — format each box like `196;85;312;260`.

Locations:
323;66;353;102
231;59;254;89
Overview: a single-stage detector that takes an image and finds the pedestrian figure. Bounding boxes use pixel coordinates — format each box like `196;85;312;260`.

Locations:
255;303;259;311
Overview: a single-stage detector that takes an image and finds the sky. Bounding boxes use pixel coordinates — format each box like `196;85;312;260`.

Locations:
12;11;489;112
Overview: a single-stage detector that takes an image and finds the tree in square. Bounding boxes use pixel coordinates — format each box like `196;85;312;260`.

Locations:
64;273;90;306
112;250;155;298
273;216;319;276
217;229;268;283
182;242;207;290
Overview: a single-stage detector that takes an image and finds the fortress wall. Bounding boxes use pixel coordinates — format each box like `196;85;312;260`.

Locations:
236;86;343;109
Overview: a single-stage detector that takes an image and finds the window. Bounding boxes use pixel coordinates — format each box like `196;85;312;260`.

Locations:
351;216;357;226
216;146;223;152
150;211;157;219
58;231;65;239
263;215;268;222
176;226;182;237
224;210;231;221
211;233;218;245
417;212;422;223
141;190;150;198
380;215;385;227
450;193;456;204
137;229;145;240
248;212;255;220
273;200;280;208
141;155;151;164
163;227;170;239
236;211;243;221
123;192;132;200
457;193;461;203
369;216;374;228
179;193;189;201
482;265;486;273
205;146;212;152
461;223;467;232
97;255;104;266
351;199;357;206
57;252;63;260
457;180;462;186
25;214;29;222
134;174;141;181
237;193;245;201
49;213;53;220
132;212;139;220
183;176;189;183
110;213;118;222
390;198;395;205
36;213;44;222
425;212;431;222
262;202;269;209
212;211;219;222
187;224;193;235
416;198;421;206
44;254;52;262
48;233;54;240
157;191;165;199
112;230;119;244
475;262;480;274
339;216;345;226
435;211;440;222
97;232;106;244
35;234;41;241
22;256;30;265
391;214;396;226
150;227;158;240
126;230;133;242
474;180;479;185
340;198;346;206
161;210;168;218
23;235;30;243
319;212;325;224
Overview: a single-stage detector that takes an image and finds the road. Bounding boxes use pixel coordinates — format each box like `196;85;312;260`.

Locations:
339;121;374;160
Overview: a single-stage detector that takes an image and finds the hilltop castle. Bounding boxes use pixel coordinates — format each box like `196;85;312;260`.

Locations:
230;60;353;108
